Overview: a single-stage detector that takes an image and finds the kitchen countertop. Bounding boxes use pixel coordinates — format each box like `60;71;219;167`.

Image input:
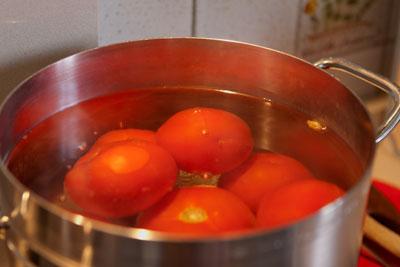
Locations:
372;132;400;188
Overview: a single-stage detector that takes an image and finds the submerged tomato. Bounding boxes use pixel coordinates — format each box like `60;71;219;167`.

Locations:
156;107;254;174
64;140;177;218
75;129;156;166
136;186;255;235
93;129;156;147
256;179;345;229
220;152;314;212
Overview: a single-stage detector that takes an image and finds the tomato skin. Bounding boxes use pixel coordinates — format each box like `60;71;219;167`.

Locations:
156;107;253;174
93;129;156;147
74;129;157;167
220;152;314;212
64;140;177;218
256;179;345;229
136;186;255;235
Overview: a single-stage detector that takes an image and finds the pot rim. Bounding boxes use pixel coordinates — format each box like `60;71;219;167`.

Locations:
0;37;376;243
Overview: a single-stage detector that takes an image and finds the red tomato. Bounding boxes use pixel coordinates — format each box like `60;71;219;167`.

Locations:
256;179;345;229
64;140;177;218
93;129;156;147
74;129;156;169
220;152;314;212
136;186;255;235
156;107;254;174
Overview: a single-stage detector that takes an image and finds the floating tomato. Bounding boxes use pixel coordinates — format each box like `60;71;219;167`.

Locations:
156;107;253;174
75;129;156;166
220;152;314;212
64;140;177;218
256;179;344;229
136;186;255;235
93;128;156;147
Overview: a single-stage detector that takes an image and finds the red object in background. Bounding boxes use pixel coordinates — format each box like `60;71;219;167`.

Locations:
220;152;313;212
358;180;400;267
358;255;382;267
65;140;177;218
372;181;400;212
137;186;255;235
156;107;254;174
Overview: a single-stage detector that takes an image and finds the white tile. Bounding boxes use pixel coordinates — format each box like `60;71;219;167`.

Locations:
195;0;300;53
0;0;97;101
99;0;192;45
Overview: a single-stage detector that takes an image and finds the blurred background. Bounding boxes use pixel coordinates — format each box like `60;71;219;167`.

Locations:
1;0;399;101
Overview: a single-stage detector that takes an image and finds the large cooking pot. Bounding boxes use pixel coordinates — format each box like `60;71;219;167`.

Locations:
0;38;399;267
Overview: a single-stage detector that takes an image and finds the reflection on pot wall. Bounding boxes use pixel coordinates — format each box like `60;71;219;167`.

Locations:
99;0;400;98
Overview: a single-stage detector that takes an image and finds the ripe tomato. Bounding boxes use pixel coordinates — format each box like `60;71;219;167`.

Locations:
93;129;156;147
136;186;255;235
64;140;177;218
156;107;253;174
256;179;344;229
75;129;157;168
220;152;314;212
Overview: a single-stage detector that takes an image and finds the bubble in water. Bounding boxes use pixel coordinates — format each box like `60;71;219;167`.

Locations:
93;131;98;136
202;173;211;179
263;98;272;107
78;142;87;151
193;108;201;114
307;119;327;132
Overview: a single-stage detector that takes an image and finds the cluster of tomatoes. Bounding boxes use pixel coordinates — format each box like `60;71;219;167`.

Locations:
64;107;344;235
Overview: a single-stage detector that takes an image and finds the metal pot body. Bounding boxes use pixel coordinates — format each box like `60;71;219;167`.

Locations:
0;38;398;267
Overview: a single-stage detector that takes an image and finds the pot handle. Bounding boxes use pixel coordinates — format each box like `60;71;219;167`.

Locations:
314;58;400;143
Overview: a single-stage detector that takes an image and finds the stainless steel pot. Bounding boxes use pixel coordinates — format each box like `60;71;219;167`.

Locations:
0;38;399;267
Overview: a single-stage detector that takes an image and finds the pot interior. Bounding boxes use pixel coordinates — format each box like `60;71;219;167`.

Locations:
0;39;375;229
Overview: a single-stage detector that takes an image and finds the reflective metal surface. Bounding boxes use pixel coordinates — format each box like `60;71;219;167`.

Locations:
314;58;400;143
0;38;397;267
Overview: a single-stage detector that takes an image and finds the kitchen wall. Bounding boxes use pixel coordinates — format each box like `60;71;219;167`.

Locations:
99;0;400;99
0;1;398;102
0;0;97;101
99;0;192;45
